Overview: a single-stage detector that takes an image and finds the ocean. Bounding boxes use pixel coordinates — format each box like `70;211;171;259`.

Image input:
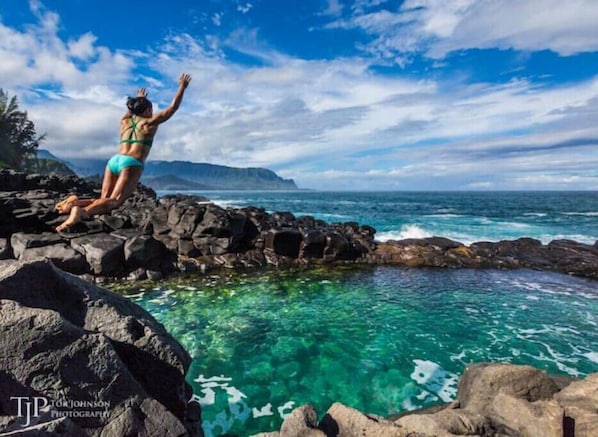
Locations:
158;190;598;245
127;191;598;436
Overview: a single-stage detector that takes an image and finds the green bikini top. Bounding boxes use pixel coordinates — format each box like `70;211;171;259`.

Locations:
120;117;153;148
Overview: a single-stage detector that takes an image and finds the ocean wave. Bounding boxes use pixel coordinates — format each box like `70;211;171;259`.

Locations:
583;352;598;364
542;234;597;244
523;213;548;217
376;224;483;245
425;213;462;219
376;224;433;241
508;280;598;300
318;213;351;220
560;212;598;217
211;199;245;208
496;221;530;229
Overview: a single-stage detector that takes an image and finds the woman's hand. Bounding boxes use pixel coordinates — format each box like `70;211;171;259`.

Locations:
179;74;192;88
136;88;148;98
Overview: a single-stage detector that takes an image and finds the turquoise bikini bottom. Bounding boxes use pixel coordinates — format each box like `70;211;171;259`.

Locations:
107;154;144;176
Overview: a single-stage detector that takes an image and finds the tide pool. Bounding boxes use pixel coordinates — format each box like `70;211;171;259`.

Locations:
128;266;598;436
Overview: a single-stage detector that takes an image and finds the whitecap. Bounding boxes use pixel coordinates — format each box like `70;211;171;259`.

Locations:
277;401;295;418
583;352;598;364
450;350;466;361
213;199;244;208
194;388;216;405
538;232;598;244
318;213;350;220
524;342;582;377
253;403;274;418
148;298;166;304
410;360;458;403
225;386;247;404
560;212;598;217
194;374;232;383
201;382;224;389
376;224;433;242
496;221;530;229
426;213;462;219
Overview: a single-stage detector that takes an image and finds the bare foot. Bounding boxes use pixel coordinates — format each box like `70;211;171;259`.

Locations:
55;194;79;214
55;206;85;232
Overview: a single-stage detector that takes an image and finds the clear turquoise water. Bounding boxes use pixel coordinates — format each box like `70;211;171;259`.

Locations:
131;266;598;436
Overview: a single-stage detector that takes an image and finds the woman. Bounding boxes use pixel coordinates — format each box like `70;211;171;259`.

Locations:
55;73;191;232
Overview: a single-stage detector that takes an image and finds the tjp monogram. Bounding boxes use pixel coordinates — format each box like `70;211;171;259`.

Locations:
10;396;48;427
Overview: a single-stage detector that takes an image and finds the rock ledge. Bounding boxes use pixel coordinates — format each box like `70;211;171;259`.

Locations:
1;170;597;281
0;259;201;436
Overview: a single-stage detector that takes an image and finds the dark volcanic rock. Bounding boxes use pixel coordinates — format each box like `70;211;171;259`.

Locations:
1;169;598;281
0;260;200;436
71;234;126;276
265;228;303;258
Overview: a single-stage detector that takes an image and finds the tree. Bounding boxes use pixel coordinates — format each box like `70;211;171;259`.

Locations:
0;89;45;169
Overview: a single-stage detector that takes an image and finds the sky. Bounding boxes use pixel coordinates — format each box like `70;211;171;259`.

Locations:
1;0;598;190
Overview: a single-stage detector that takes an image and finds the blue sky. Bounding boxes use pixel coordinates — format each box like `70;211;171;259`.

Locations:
2;0;598;190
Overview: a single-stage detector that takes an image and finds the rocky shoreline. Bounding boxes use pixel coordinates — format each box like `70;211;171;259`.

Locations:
1;169;597;282
1;170;597;435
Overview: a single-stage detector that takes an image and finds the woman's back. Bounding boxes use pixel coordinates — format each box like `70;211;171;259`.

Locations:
118;116;157;161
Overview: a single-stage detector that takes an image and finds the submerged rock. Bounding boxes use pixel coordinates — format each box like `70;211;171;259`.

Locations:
0;260;201;436
257;363;598;437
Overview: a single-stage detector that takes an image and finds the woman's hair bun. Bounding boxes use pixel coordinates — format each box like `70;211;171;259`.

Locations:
126;96;152;115
126;97;137;111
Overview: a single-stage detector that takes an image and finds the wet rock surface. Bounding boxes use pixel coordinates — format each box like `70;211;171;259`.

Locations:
1;170;597;281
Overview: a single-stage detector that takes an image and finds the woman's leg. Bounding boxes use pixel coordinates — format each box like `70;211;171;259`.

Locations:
55;197;94;214
101;164;118;199
55;167;143;232
55;165;117;214
55;194;80;214
84;166;143;216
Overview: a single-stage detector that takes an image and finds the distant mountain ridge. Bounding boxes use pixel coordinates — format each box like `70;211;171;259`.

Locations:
38;150;298;190
23;150;77;177
144;160;297;190
141;174;217;191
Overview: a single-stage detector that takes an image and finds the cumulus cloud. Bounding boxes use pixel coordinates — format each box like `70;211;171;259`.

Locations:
67;32;97;60
2;1;598;190
329;0;598;61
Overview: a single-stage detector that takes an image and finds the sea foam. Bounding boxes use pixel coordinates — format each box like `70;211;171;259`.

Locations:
377;224;433;242
410;360;458;403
